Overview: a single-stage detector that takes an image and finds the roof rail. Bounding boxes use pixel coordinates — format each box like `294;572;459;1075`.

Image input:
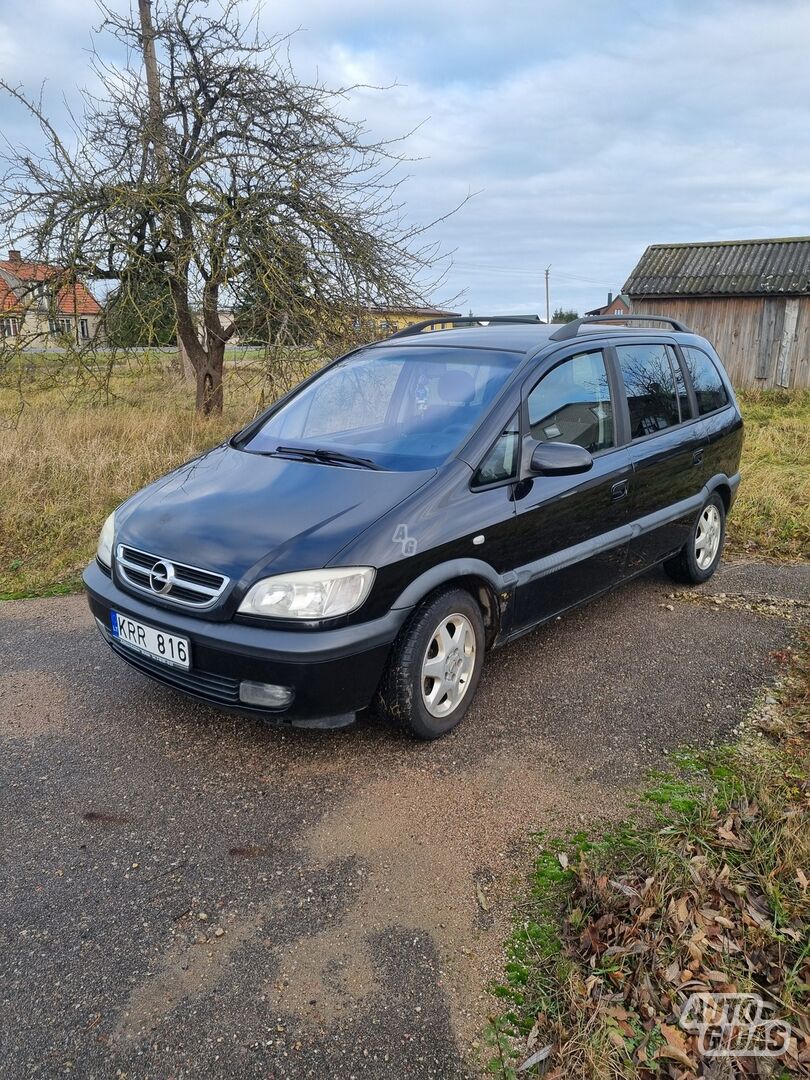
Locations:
549;313;693;341
388;314;543;339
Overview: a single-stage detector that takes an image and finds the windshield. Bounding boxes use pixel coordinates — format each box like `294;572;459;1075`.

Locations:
242;346;519;471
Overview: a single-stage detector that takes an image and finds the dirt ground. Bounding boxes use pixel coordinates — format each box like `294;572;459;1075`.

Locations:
1;557;807;1078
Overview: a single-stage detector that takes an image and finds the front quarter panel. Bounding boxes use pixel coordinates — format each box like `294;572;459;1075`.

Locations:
330;460;518;622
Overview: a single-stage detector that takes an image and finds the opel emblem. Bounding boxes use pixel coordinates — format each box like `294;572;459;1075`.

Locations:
149;559;175;595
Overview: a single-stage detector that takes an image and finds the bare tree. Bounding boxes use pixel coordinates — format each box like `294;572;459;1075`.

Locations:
0;1;455;414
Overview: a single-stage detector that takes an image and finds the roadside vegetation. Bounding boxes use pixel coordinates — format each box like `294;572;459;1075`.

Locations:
729;390;810;562
0;354;318;599
485;637;809;1078
1;379;807;600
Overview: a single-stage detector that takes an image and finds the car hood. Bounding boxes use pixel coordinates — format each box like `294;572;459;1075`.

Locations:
116;443;434;583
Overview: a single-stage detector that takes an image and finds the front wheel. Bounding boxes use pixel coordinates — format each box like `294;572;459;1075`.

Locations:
664;492;726;584
378;587;485;740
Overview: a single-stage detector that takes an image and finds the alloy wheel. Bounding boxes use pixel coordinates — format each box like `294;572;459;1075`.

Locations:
420;613;477;718
695;503;722;570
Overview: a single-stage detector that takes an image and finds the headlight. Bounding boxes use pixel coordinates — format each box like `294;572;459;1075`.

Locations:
238;567;375;620
96;511;116;568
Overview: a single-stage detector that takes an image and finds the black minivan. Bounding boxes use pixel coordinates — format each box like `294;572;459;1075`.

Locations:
84;314;743;739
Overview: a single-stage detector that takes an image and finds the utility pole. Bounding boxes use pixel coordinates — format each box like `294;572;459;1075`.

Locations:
544;266;551;324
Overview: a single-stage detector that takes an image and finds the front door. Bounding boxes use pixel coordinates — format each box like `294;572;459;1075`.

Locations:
513;347;633;628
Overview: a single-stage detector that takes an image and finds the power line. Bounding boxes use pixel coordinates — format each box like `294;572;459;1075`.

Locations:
554;271;620;287
451;261;616;288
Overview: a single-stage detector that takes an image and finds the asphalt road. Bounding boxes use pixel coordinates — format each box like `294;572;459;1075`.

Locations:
1;558;807;1079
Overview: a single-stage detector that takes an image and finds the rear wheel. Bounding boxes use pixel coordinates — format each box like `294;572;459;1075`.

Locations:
378;587;485;740
664;493;726;584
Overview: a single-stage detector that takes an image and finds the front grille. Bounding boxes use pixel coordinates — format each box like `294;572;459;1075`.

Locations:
106;635;242;707
116;544;229;610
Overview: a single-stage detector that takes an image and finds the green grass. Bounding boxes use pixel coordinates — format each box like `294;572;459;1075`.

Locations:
485;642;809;1079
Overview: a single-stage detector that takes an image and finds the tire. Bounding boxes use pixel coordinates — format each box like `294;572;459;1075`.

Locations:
664;492;726;584
378;587;485;740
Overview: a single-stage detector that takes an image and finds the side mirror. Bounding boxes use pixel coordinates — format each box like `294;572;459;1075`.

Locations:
529;440;593;476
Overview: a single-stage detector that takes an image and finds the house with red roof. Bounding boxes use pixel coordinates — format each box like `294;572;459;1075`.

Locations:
0;249;103;346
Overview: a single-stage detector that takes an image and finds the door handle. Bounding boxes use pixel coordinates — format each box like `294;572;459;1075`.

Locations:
692;449;704;466
611;479;629;501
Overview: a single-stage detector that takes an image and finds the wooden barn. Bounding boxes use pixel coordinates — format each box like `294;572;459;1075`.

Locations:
623;237;810;390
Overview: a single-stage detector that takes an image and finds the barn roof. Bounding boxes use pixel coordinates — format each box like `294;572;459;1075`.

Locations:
624;237;810;298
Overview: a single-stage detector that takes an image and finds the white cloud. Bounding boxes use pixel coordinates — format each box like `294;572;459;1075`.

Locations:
1;0;808;313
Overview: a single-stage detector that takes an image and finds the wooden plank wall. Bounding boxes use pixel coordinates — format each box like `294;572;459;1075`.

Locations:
630;297;810;390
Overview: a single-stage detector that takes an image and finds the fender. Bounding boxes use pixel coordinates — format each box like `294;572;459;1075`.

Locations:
391;558;517;611
709;470;741;505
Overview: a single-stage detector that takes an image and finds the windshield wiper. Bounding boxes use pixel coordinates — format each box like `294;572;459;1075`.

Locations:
272;445;385;471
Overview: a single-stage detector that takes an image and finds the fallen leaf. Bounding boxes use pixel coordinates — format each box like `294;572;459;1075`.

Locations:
687;941;704;966
705;969;729;983
660;1024;689;1053
664;960;681;984
557;852;569;870
607;1028;626;1051
517;1044;552;1072
657;1044;695;1069
745;904;771;929
474;883;490;912
602;1005;630;1021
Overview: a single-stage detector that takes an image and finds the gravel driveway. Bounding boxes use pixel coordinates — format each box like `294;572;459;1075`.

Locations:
1;558;807;1079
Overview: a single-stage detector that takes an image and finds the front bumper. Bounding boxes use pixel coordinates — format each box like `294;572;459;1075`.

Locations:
83;561;405;728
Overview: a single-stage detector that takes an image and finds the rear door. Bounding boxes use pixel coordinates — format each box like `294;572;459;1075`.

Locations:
613;340;706;572
511;346;633;628
679;343;743;486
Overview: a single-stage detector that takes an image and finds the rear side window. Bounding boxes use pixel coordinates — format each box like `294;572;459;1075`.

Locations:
527;350;614;454
681;347;729;415
669;346;692;420
615;343;680;438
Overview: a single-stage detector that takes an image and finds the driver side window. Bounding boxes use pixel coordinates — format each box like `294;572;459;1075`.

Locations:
527;350;614;454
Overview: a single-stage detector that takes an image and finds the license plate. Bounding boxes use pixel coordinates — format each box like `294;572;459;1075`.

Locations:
110;611;190;670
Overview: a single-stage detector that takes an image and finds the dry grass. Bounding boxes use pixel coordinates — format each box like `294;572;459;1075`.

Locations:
728;389;810;560
0;379;807;599
0;369;262;598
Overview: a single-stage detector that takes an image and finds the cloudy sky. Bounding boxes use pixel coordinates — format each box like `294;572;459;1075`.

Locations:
1;0;809;315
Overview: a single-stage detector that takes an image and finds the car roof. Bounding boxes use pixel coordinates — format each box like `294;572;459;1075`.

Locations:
365;322;700;359
367;323;555;354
